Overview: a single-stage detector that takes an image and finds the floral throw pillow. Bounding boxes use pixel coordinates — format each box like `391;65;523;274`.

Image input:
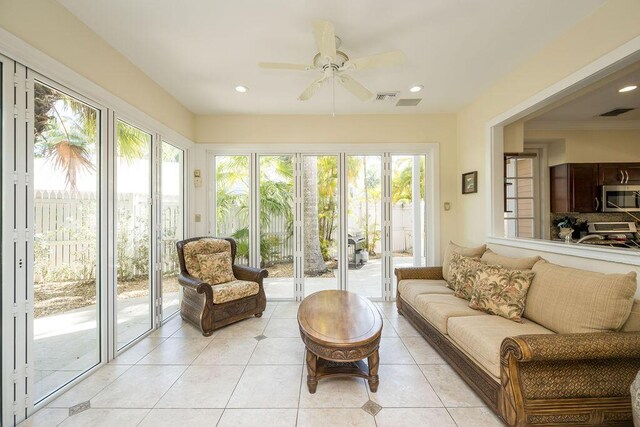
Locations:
196;252;235;285
448;253;483;300
468;264;535;322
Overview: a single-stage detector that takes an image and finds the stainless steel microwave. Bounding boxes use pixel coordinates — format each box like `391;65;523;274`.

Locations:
601;185;640;212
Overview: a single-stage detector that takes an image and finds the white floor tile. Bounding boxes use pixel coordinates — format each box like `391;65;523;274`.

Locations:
137;337;209;365
49;365;132;408
91;365;186;408
217;409;297;427
378;338;415;364
138;408;223;426
299;377;369;408
420;364;486;407
19;408;68;427
249;338;305;365
193;336;257;365
227;365;302;408
155;365;244;408
448;407;506;426
401;337;445;364
376;408;456;426
297;408;376;427
263;318;301;338
58;409;149;427
369;365;442;408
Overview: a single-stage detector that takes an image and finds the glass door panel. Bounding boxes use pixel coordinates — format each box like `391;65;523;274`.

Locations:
214;155;250;265
391;155;426;296
347;155;383;298
33;80;100;401
303;155;339;296
161;142;184;320
259;155;295;299
115;120;152;349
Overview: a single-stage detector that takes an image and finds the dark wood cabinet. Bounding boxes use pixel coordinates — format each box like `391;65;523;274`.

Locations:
598;163;640;185
550;163;599;213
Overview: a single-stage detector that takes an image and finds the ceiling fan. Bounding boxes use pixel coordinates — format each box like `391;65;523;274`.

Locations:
259;20;405;102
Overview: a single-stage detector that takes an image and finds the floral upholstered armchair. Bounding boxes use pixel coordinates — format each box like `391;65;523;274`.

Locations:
176;237;267;336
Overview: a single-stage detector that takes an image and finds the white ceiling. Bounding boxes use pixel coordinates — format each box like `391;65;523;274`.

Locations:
531;65;640;122
57;0;605;115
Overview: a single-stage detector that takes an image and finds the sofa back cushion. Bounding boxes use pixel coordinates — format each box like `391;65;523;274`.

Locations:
524;261;637;334
622;300;640;332
183;238;232;279
442;241;486;285
480;249;541;270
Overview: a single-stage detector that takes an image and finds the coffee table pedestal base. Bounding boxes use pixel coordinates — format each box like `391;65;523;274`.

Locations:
305;348;380;394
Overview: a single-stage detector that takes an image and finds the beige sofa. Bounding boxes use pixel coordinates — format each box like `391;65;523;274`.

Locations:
395;247;640;427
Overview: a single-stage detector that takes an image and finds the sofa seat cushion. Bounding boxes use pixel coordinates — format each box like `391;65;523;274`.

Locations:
524;261;637;334
211;280;259;304
414;294;488;334
448;315;555;378
398;279;453;306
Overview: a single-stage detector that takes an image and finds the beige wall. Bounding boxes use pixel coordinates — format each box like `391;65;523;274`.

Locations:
0;0;195;139
525;128;640;165
195;114;459;257
457;0;640;246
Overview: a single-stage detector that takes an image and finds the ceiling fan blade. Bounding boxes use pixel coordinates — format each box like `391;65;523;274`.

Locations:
313;20;337;61
298;75;328;101
259;62;313;71
345;50;406;71
337;75;373;101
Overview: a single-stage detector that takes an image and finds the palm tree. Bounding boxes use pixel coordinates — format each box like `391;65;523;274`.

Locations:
303;156;328;275
34;82;148;192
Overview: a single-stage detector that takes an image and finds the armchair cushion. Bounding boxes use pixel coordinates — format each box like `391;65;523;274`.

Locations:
197;252;235;285
211;280;259;304
183;238;231;278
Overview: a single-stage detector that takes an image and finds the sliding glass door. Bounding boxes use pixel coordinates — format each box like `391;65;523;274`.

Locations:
303;155;340;296
32;80;102;402
160;142;185;320
346;155;383;298
259;155;295;299
211;151;430;301
391;155;427;295
115;120;153;349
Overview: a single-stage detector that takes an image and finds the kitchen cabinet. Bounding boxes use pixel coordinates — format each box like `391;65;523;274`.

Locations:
550;163;599;213
598;163;640;185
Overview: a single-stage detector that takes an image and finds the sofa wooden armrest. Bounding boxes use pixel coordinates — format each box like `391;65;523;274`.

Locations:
499;332;640;426
394;266;444;281
233;264;269;284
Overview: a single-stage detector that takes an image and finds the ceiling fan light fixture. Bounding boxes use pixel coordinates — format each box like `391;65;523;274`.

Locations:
409;85;423;93
618;85;637;93
235;85;248;93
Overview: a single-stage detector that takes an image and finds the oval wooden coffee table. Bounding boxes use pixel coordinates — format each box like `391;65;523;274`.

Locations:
297;290;383;393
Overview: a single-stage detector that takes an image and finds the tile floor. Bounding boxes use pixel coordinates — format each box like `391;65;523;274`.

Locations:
21;301;505;427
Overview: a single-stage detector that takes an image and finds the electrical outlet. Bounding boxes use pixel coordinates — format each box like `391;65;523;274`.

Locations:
195;214;201;222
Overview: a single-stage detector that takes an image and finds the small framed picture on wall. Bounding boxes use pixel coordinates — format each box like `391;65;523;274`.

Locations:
462;171;478;194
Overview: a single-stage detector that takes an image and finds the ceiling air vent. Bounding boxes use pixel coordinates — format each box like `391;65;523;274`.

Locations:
396;98;422;107
600;108;634;117
375;92;400;102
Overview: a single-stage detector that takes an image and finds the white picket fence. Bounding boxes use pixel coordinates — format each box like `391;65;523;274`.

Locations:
216;204;419;265
34;190;181;282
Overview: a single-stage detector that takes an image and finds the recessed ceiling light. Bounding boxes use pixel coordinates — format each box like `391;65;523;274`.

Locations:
409;85;423;93
619;85;637;93
235;85;248;93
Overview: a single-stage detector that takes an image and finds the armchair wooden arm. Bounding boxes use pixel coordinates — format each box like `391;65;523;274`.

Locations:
499;332;640;426
233;264;268;284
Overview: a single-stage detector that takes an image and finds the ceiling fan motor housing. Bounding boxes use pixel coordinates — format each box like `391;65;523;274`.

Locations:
313;50;349;71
